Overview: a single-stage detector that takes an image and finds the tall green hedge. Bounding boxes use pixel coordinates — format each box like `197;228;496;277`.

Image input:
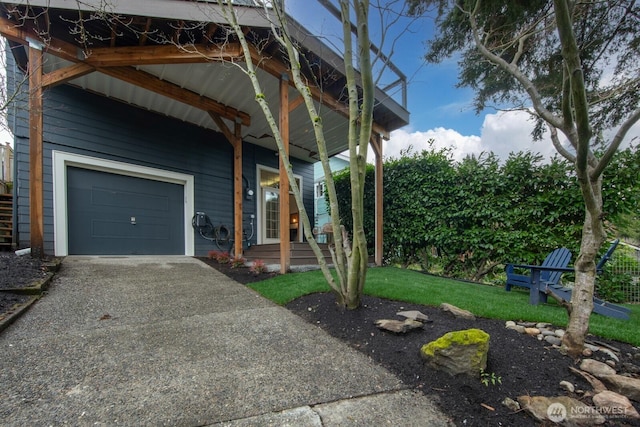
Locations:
331;145;639;281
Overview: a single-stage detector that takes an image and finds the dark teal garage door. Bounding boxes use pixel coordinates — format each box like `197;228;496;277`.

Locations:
67;167;184;255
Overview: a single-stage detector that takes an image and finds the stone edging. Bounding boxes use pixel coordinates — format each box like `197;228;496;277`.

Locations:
0;295;41;333
0;272;55;295
0;258;62;333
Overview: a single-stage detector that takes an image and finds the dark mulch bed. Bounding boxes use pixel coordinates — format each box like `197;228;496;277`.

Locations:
205;261;640;427
0;253;49;317
0;252;49;289
2;256;639;425
197;256;280;283
0;292;31;317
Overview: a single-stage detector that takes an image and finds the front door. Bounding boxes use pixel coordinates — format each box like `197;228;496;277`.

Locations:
258;166;302;244
262;187;280;244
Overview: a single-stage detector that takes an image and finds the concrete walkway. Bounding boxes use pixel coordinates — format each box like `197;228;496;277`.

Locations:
0;256;452;426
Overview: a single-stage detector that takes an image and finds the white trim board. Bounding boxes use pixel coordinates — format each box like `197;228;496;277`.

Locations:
52;151;195;256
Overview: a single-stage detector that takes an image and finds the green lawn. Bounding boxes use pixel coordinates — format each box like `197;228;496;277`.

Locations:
248;266;640;346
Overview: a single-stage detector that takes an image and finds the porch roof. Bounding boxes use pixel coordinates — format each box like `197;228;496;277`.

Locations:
1;0;409;161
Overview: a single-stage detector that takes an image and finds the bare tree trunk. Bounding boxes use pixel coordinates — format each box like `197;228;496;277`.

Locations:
336;0;372;309
562;174;606;357
437;0;639;356
217;1;375;309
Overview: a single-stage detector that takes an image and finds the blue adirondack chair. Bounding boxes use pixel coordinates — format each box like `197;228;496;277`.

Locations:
505;240;630;320
596;239;619;273
505;247;572;293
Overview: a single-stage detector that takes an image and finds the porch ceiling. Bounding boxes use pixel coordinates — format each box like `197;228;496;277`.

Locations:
43;56;352;159
0;0;409;161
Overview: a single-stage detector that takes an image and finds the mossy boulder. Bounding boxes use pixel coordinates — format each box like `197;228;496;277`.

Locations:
420;328;490;377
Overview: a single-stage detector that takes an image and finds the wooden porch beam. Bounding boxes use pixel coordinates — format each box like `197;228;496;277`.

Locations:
28;46;44;257
279;73;291;273
83;43;243;67
104;66;252;126
138;18;152;46
209;111;236;144
98;66;250;126
288;94;305;113
370;133;383;266
209;112;244;257
42;63;95;88
0;17;251;126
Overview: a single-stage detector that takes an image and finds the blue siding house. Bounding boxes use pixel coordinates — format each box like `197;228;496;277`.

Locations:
314;154;349;243
0;0;408;270
7;80;314;256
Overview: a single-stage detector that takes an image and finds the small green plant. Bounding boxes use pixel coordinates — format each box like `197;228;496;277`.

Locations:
231;255;246;268
479;369;502;387
249;259;267;275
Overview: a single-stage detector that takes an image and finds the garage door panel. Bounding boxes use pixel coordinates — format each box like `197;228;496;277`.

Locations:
91;219;172;240
91;187;171;211
67;166;184;255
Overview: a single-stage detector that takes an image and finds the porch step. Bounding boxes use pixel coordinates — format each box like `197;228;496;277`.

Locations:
244;242;333;266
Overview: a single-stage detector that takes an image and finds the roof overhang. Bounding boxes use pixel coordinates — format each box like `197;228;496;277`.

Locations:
0;0;409;161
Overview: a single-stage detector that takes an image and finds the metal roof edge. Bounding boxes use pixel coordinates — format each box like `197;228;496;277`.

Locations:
0;0;272;27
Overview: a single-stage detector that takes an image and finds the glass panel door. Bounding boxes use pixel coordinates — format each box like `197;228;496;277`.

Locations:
262;187;280;243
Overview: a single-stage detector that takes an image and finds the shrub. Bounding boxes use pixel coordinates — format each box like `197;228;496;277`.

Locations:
249;259;267;275
216;251;230;264
207;250;222;260
231;255;246;268
207;250;231;263
596;270;631;303
333;145;639;283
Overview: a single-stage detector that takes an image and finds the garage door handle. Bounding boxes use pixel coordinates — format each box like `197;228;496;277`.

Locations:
131;216;136;225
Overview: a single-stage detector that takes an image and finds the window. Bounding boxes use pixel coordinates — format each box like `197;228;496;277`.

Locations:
315;182;325;198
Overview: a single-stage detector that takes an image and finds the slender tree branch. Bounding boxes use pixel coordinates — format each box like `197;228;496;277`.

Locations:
549;124;576;162
218;1;344;294
464;1;565;131
553;0;592;171
560;64;576;144
592;107;640;178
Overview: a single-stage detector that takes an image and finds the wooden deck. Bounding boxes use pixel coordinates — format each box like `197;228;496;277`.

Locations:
243;242;333;266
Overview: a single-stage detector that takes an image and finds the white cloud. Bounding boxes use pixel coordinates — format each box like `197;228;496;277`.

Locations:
479;110;559;161
384;127;482;162
384;111;551;164
383;110;639;165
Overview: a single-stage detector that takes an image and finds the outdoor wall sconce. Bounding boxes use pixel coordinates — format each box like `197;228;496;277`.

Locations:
290;213;299;225
243;175;254;201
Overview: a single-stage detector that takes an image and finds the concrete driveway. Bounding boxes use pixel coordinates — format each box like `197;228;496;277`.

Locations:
0;256;451;426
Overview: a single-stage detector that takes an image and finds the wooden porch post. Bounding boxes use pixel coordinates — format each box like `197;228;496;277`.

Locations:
371;133;384;266
233;119;243;257
28;45;44;258
279;73;291;273
209;113;243;257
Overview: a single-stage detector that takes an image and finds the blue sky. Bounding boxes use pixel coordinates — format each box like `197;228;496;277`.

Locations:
288;1;639;163
2;2;636;160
